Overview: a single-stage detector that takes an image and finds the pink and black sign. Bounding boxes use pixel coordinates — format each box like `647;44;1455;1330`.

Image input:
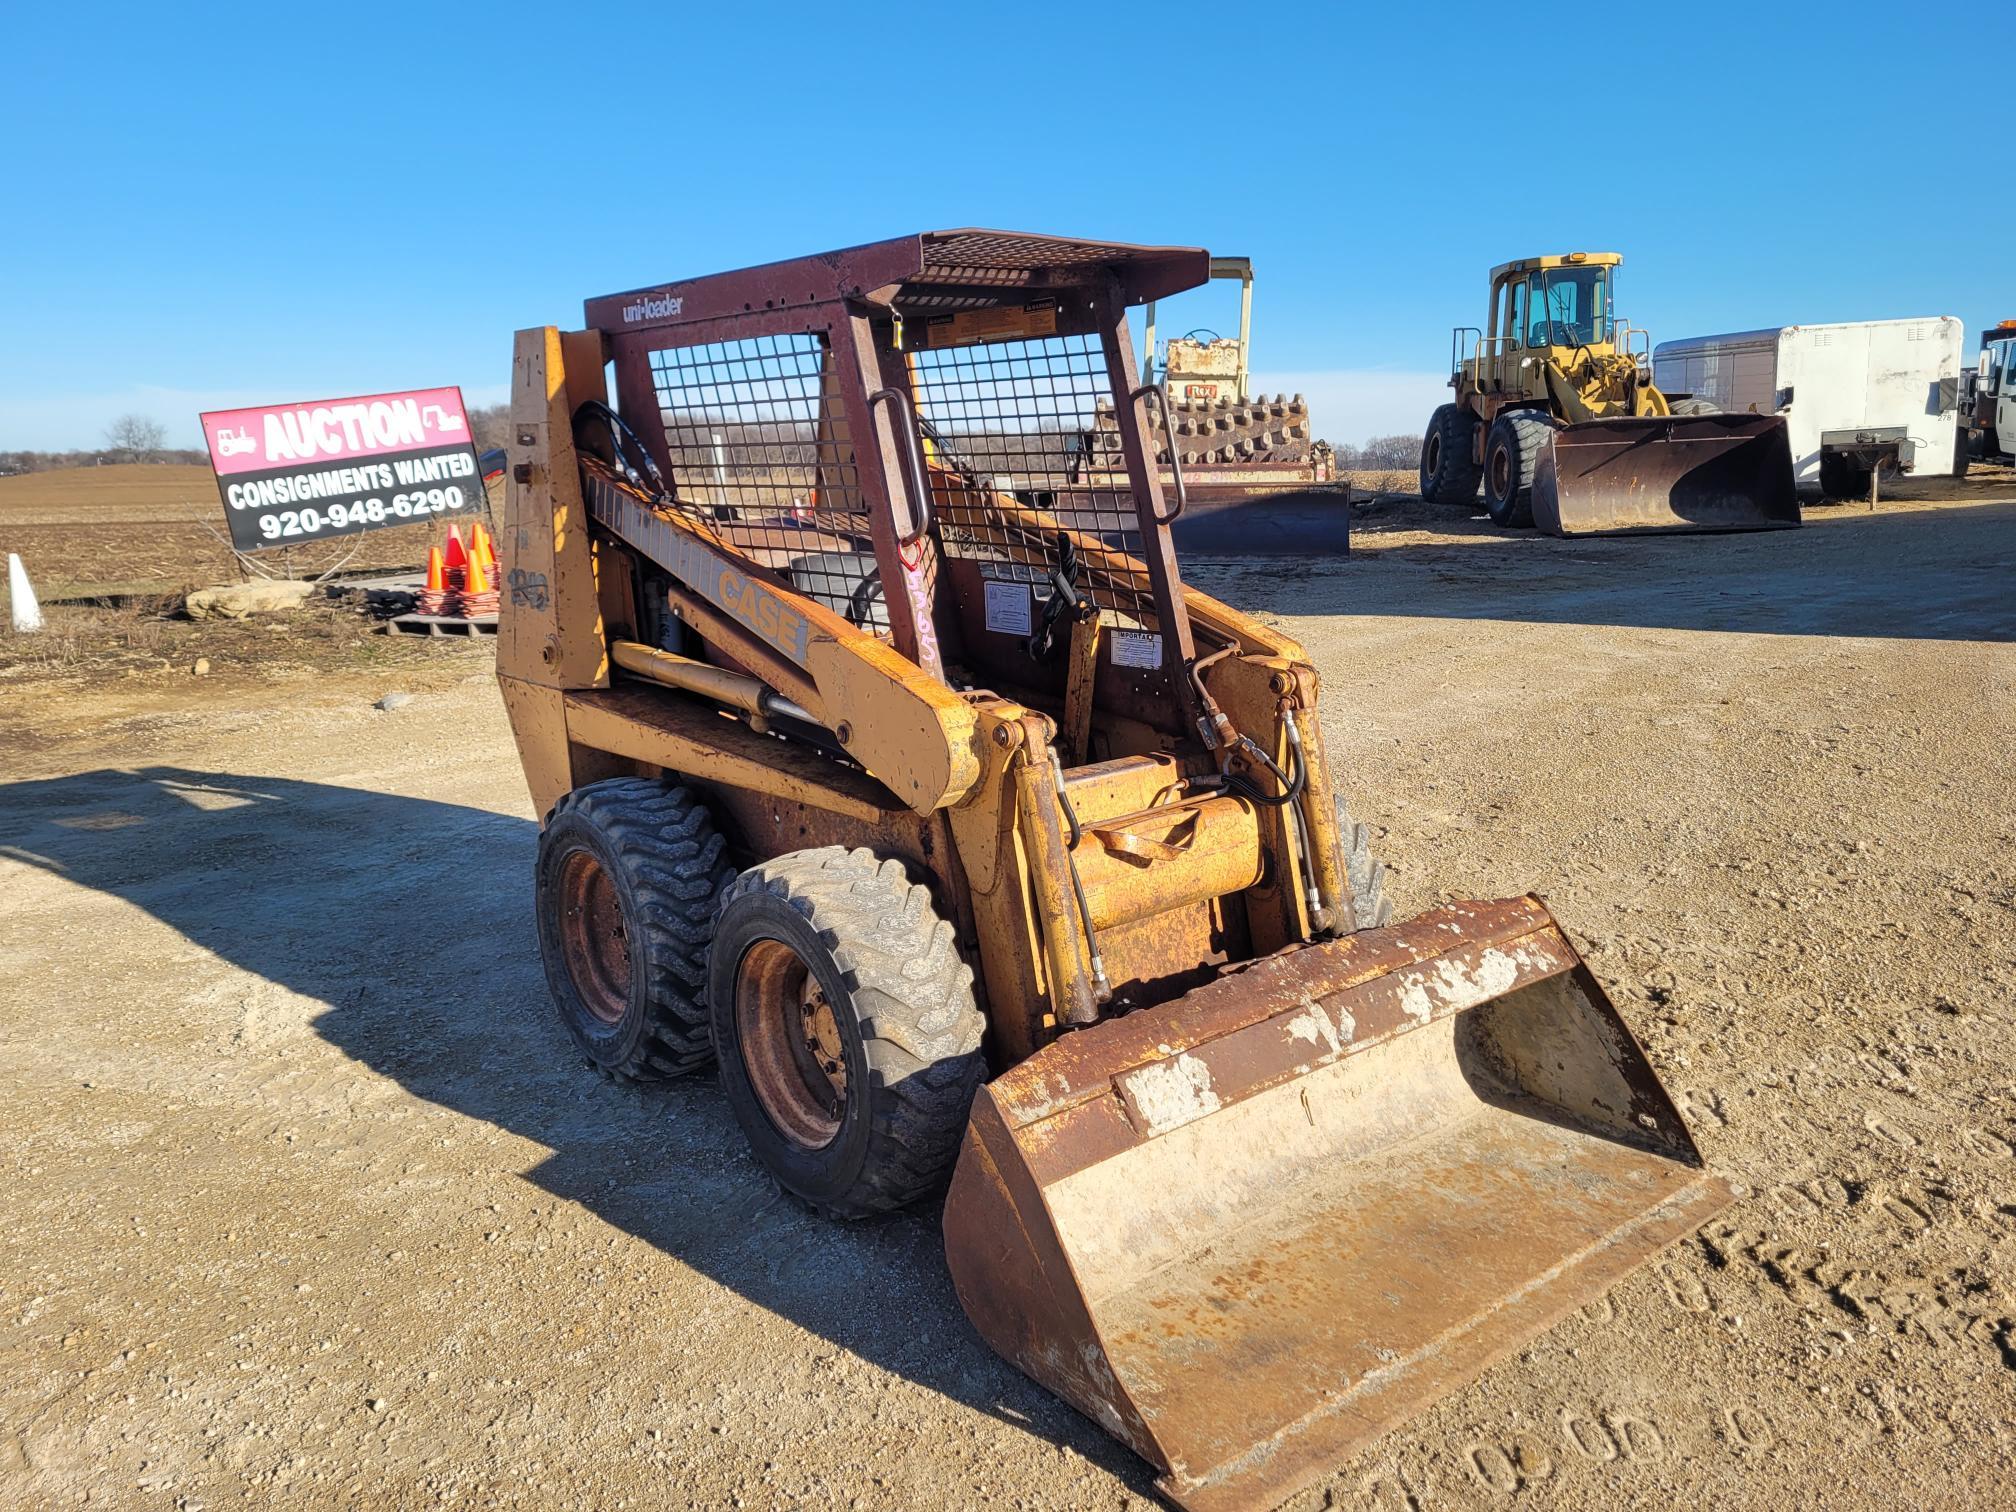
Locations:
200;387;481;550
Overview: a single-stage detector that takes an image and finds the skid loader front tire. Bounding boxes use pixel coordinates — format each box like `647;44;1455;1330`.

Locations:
1419;404;1483;504
709;847;985;1219
535;778;732;1081
1483;412;1551;528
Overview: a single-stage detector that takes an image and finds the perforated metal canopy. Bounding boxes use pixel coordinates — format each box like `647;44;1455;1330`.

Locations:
584;230;1212;335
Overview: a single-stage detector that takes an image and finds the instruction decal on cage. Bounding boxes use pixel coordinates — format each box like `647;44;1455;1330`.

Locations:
925;298;1058;349
200;388;479;551
983;579;1034;637
1108;629;1162;669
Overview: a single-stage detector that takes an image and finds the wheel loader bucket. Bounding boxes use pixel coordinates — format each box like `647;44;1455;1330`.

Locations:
1532;413;1801;536
943;897;1730;1512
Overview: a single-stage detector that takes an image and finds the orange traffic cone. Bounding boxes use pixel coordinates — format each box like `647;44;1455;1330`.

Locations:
419;545;447;614
471;520;496;571
443;522;468;572
466;551;492;596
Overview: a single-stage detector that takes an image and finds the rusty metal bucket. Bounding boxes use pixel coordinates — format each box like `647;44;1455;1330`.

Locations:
1532;413;1801;536
942;897;1730;1511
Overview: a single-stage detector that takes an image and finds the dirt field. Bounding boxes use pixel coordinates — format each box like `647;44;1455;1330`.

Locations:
4;475;2015;1510
0;464;489;601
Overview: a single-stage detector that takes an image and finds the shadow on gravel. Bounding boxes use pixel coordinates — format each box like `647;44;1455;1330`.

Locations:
1208;497;2016;643
0;764;1151;1493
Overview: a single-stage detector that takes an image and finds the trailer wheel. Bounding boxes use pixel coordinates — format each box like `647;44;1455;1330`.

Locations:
1952;429;1971;479
1336;800;1393;931
536;778;733;1080
1419;404;1483;504
1818;453;1870;502
710;847;985;1218
1483;413;1550;527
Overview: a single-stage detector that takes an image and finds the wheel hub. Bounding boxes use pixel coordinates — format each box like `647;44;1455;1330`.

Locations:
558;849;630;1025
736;939;848;1150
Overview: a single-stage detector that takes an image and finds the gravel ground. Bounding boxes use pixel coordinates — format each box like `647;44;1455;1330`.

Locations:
3;481;2014;1510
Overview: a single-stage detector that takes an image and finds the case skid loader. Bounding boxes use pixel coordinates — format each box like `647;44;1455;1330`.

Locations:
1420;253;1800;535
498;230;1731;1510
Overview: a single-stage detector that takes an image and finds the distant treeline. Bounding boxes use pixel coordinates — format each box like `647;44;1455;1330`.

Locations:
0;448;212;475
1330;434;1419;470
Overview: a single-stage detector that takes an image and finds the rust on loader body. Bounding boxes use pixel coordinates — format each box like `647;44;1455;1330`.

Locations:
943;896;1732;1512
1533;412;1801;536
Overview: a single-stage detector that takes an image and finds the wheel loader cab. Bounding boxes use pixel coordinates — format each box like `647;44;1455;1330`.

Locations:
499;229;1732;1511
1481;252;1623;387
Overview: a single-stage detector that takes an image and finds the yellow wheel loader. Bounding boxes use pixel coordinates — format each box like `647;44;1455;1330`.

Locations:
1421;252;1799;534
499;230;1731;1510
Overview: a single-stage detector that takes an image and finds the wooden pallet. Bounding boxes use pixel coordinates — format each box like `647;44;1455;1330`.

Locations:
384;611;498;638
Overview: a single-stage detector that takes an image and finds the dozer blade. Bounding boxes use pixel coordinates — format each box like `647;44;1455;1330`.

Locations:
1169;488;1354;555
943;896;1730;1512
1532;413;1801;536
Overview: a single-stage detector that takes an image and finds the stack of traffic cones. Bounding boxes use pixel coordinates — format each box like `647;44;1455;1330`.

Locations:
418;522;501;619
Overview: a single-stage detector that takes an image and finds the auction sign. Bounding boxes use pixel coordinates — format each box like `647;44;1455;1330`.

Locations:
200;387;480;550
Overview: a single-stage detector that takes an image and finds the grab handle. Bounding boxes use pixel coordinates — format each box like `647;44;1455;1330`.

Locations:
1128;381;1187;525
868;387;934;547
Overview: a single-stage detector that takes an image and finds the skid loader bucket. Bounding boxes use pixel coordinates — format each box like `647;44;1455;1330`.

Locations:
1532;412;1800;536
943;896;1730;1512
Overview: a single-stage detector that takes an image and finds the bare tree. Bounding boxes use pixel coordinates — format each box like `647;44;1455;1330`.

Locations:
467;404;512;457
104;414;167;462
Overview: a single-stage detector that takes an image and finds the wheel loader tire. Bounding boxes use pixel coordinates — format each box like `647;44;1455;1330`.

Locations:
1667;397;1720;417
1336;800;1393;931
535;778;733;1081
1419;403;1482;504
1952;430;1971;479
1483;412;1551;528
709;846;985;1219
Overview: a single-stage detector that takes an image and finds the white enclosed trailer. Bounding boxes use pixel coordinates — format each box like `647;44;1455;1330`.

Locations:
1654;318;1965;498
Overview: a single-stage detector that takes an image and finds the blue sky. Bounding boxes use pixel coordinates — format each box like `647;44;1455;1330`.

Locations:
3;2;2007;450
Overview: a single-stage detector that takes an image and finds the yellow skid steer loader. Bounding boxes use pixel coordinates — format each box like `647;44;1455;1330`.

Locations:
498;230;1730;1510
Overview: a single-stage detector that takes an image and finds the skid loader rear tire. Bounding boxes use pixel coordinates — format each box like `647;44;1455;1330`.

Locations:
1337;801;1393;931
1420;404;1483;504
709;847;985;1219
535;778;732;1081
1483;412;1551;528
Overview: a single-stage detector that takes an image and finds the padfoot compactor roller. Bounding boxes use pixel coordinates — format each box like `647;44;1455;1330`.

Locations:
499;230;1731;1510
1067;255;1348;555
1421;253;1799;535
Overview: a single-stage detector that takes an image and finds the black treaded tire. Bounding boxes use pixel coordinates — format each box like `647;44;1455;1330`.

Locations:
1817;452;1871;502
534;777;732;1080
1483;412;1552;528
1419;403;1483;504
709;846;985;1219
1335;799;1394;931
1952;428;1971;479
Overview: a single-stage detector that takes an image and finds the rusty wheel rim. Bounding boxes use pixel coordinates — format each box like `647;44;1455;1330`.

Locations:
1488;440;1512;501
735;939;848;1151
558;849;630;1026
